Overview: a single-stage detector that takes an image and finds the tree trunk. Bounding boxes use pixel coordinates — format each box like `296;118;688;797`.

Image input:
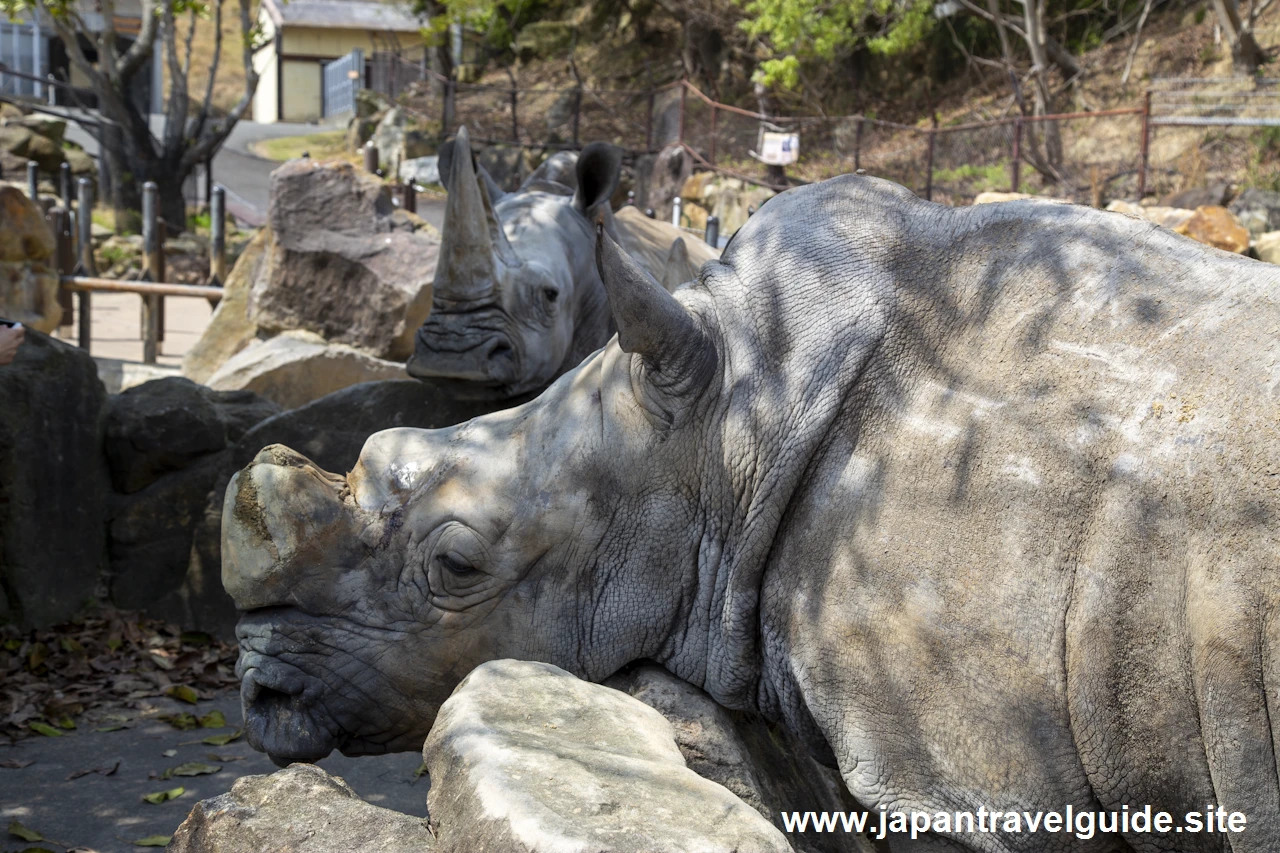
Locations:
1021;0;1065;181
1210;0;1266;71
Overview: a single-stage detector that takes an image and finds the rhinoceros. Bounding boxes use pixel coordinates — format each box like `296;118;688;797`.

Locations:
224;177;1279;851
406;127;717;399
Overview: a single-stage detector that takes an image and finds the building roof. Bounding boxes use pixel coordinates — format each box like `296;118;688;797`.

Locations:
261;0;423;33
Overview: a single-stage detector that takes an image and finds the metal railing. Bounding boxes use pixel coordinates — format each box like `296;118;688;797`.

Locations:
322;48;364;119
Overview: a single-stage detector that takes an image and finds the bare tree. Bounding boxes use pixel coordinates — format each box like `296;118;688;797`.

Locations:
1209;0;1270;72
16;0;261;229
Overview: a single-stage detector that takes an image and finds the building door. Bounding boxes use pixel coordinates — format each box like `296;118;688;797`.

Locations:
281;59;322;122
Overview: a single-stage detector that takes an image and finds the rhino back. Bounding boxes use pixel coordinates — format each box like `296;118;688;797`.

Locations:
705;177;1280;846
615;205;719;288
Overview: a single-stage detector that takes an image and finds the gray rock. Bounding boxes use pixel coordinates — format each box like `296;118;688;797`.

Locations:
606;665;873;853
400;155;440;186
634;143;693;221
1229;187;1280;238
1160;182;1231;210
373;107;433;173
249;159;440;360
167;763;436;853
205;331;409;411
0;330;108;628
103;376;279;495
423;660;793;853
108;449;230;612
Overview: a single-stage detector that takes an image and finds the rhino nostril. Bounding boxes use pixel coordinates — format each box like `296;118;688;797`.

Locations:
488;342;513;361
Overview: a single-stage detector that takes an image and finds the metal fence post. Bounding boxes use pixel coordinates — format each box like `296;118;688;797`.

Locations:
672;195;682;227
644;208;655;218
210;185;227;287
677;82;687;147
1138;89;1152;199
924;116;937;202
854;119;863;172
402;178;417;214
511;83;519;143
705;215;719;248
572;86;582;147
141;181;160;364
75;177;96;350
363;140;378;173
1011;117;1023;193
646;88;655;151
26;160;38;201
59;161;71;204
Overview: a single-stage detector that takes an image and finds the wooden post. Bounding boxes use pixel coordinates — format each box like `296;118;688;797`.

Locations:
210;185;227;287
709;104;717;166
76;178;95;350
1011;117;1023;193
1138;89;1152;199
141;181;160;364
203;159;214;211
26;160;38;201
49;207;74;334
402;178;417;214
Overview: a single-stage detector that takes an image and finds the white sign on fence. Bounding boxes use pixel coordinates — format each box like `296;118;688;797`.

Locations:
753;131;800;166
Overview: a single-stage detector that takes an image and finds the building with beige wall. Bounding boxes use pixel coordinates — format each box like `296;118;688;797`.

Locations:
252;0;423;124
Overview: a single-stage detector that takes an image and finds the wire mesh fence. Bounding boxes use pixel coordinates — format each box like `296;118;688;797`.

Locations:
383;71;1279;207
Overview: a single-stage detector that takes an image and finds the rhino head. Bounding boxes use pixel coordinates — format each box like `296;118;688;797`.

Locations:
224;220;723;766
407;128;623;399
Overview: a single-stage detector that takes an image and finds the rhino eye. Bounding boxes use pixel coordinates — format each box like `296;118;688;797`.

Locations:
436;553;475;576
542;287;559;305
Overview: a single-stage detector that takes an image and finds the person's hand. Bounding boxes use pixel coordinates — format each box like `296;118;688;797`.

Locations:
0;323;25;366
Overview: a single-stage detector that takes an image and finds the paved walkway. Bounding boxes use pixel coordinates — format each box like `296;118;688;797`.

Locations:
0;693;427;853
55;293;214;368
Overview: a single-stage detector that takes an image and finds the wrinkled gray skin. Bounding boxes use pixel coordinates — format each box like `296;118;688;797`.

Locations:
225;178;1280;852
406;128;714;399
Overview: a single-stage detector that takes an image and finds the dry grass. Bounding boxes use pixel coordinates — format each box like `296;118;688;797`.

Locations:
250;130;358;163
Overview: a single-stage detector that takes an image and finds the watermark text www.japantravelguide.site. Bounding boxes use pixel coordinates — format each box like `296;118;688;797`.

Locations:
780;804;1248;841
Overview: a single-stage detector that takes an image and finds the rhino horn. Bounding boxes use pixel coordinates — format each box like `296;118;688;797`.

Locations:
435;127;516;302
222;445;361;612
595;221;715;405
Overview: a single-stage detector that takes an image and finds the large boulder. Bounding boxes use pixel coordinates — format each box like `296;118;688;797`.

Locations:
0;123;64;174
1255;229;1280;264
1228;187;1280;239
0;331;108;628
0;185;62;333
680;172;776;237
182;227;269;384
372;108;434;172
423;660;793;853
101;378;279;619
248;159;439;360
206;330;409;410
605;665;872;853
1160;182;1231;210
168;763;436;853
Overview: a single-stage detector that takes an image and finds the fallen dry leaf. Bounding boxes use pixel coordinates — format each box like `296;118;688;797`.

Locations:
0;758;34;769
66;760;120;780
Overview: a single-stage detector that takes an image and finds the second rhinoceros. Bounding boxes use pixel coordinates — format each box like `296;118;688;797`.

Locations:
406;127;717;399
224;177;1279;851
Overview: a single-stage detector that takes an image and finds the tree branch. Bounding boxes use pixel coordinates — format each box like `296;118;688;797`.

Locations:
182;0;260;170
118;0;162;81
193;0;226;143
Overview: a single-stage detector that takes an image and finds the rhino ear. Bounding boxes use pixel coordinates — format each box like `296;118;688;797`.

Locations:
574;142;622;216
595;221;715;412
660;237;691;291
478;164;507;202
438;133;459;189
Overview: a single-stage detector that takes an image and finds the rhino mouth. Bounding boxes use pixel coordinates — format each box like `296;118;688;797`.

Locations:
241;663;346;767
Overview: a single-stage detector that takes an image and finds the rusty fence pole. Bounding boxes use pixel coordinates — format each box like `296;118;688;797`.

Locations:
677;82;687;146
210;185;227;287
27;160;38;202
854;119;863;172
49;207;74;334
140;181;161;364
1138;89;1152;199
709;104;718;166
924;115;937;201
510;84;519;143
76;177;96;350
1011;117;1023;193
